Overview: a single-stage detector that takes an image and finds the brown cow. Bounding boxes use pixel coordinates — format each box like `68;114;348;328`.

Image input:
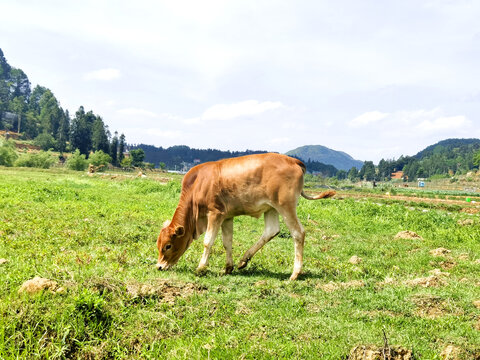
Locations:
156;153;335;280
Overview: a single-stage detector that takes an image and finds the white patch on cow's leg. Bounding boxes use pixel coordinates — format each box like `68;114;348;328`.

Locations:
222;218;234;274
281;210;305;281
197;215;221;273
238;209;280;269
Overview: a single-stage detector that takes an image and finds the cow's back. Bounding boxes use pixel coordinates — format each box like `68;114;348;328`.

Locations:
189;153;305;218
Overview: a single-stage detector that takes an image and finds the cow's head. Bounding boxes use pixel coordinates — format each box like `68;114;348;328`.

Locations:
156;220;189;270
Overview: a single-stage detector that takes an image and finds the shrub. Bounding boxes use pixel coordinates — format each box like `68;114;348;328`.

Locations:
15;151;56;168
34;133;56;151
66;150;88;171
120;157;132;169
0;139;18;166
88;150;112;171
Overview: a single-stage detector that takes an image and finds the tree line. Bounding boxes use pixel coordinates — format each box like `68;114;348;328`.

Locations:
0;48;126;165
341;139;480;182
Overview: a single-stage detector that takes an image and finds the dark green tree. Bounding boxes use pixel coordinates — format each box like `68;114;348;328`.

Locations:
110;131;119;166
118;133;126;164
91;116;109;153
359;161;376;181
38;90;62;136
129;148;145;167
347;167;359;181
70;106;91;155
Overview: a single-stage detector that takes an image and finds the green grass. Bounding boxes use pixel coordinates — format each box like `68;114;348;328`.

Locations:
0;167;479;359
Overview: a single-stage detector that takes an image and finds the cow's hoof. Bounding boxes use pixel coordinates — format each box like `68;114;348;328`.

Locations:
225;265;234;274
237;259;249;269
289;273;300;281
195;266;208;276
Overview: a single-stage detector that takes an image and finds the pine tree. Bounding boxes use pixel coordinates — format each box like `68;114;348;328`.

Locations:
110;131;119;166
118;133;126;164
92;116;109;153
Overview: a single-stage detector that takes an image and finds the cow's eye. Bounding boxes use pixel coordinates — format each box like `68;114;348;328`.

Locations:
165;244;172;251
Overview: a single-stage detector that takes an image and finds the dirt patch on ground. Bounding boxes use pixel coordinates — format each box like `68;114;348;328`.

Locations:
18;276;64;295
349;255;363;265
126;279;203;304
14;142;41;151
0;258;8;265
430;248;451;257
347;345;413;360
337;191;480;210
457;219;475;226
394;231;423;240
404;275;448;288
439;259;457;269
411;294;449;318
440;345;464;360
461;207;479;214
317;280;364;292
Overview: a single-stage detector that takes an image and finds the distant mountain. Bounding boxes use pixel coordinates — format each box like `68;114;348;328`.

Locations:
286;145;363;171
414;138;480;160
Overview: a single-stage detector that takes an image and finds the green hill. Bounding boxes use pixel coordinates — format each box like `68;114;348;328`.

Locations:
286;145;363;171
414;138;480;160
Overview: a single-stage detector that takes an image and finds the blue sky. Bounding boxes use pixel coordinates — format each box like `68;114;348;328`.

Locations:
1;0;479;162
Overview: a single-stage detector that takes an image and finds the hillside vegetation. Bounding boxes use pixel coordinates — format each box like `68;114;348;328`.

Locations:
1;167;479;359
0;48;127;165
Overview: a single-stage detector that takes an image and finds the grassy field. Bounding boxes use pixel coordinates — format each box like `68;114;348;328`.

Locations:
0;167;479;359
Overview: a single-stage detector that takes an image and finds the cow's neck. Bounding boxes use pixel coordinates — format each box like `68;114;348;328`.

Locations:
171;195;196;242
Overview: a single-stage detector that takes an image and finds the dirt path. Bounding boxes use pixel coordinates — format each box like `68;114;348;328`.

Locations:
334;191;480;211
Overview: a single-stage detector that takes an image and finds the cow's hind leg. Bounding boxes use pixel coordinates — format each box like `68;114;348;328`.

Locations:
281;208;305;280
222;218;234;274
238;208;280;269
196;213;222;274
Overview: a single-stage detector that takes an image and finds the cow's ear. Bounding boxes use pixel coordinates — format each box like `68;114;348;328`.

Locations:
174;226;185;237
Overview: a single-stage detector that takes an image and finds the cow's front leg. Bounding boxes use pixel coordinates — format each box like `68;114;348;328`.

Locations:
221;218;234;274
196;214;221;274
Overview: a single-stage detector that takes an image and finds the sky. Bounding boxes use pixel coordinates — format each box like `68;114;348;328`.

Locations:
1;0;480;163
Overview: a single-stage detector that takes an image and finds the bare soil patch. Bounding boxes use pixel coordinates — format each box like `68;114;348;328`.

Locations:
430;248;451;257
395;231;423;240
317;280;364;292
347;345;413;360
0;258;8;265
440;345;463;360
411;294;448;318
439;260;457;270
18;276;62;295
349;255;362;264
126;279;203;304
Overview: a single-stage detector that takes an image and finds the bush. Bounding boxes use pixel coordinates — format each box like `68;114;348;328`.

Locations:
34;133;56;151
66;150;88;171
120;157;132;169
15;151;56;169
88;150;112;171
0;139;18;166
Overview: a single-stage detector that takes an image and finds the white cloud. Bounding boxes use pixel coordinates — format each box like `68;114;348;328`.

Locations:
416;115;470;132
269;137;291;145
349;111;389;128
83;68;121;81
184;100;286;124
117;108;158;118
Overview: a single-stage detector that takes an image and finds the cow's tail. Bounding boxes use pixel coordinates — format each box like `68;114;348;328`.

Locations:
301;190;336;200
293;157;336;200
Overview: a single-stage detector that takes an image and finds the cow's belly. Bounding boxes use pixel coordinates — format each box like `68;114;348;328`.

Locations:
225;199;273;219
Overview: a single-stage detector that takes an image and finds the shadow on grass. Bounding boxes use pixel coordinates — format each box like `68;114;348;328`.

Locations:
166;263;325;281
